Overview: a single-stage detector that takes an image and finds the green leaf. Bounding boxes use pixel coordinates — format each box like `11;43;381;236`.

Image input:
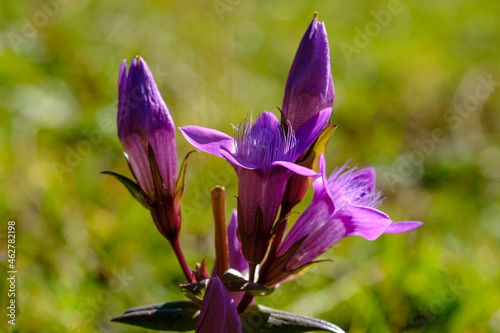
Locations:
298;124;337;168
148;144;168;198
101;171;151;208
175;150;198;204
180;279;209;302
239;305;345;333
220;269;268;293
112;301;200;332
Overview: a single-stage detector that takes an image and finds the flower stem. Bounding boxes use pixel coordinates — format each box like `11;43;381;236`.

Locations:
211;186;229;277
237;292;254;313
169;237;192;282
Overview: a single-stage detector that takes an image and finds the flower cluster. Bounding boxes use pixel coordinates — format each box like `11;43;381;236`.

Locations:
107;14;422;333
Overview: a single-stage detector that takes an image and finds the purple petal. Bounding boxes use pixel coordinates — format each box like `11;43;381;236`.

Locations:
350;167;376;194
117;60;128;127
272;161;320;177
293;107;333;159
384;221;423;234
228;210;249;273
312;154;334;204
252;111;280;132
195;277;242;333
278;193;337;266
342;205;392;240
180;126;235;157
220;146;260;170
135;58;178;190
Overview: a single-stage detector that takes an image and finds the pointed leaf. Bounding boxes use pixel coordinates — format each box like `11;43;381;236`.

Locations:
180;279;209;302
239;305;344;333
112;301;200;332
308;124;337;170
175;150;198;204
102;171;151;208
123;300;199;313
220;269;268;293
148;144;168;198
270;211;298;236
298;124;337;167
261;236;307;286
285;259;330;283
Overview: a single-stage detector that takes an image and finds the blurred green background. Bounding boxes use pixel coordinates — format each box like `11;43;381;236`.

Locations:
1;0;500;332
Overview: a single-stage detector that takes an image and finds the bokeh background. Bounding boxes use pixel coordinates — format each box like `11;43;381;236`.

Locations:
1;0;500;332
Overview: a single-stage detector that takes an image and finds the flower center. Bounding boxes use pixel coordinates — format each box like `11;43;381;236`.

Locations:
233;113;297;171
328;167;383;211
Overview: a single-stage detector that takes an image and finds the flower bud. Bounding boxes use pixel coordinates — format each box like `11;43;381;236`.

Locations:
282;14;334;131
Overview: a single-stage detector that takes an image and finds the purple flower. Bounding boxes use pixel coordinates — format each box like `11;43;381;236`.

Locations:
117;57;183;242
118;57;177;195
180;109;331;265
280;14;336;213
263;155;422;286
282;13;334;131
195;276;242;333
228;210;249;274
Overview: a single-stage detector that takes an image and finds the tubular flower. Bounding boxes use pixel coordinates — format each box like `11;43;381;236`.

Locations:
116;56;182;241
195;276;242;333
280;14;335;213
180;109;332;265
282;13;334;131
263;154;423;286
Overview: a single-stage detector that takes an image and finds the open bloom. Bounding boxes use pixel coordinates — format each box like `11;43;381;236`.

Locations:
263;154;423;286
180;109;331;265
282;13;334;131
117;57;182;241
195;276;242;333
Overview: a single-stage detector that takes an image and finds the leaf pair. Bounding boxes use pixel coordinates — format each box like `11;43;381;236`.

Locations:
113;303;344;333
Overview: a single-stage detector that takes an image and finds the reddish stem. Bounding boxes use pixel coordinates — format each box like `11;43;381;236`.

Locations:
212;186;229;277
237;291;254;313
169;237;192;282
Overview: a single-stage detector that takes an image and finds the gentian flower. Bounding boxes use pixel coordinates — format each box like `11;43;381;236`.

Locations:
282;13;334;131
262;155;423;286
108;56;192;281
118;56;177;198
195;276;242;333
280;13;336;214
180;109;331;266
